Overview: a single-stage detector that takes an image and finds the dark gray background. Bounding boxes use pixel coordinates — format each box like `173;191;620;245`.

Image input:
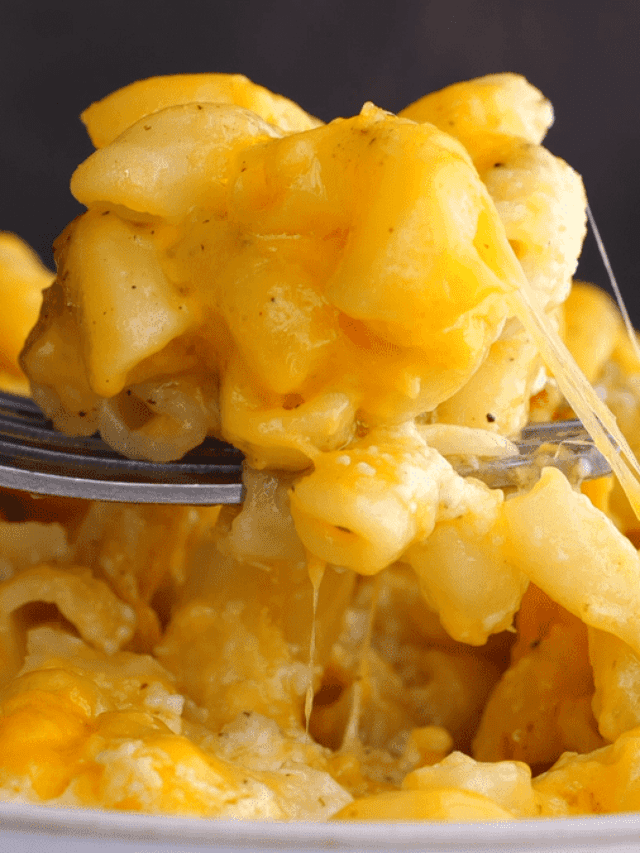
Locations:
2;1;639;314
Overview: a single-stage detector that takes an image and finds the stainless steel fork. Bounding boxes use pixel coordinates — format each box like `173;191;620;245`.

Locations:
0;391;612;504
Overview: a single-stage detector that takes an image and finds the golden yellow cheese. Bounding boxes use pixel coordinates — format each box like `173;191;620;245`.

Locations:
5;71;640;824
0;232;53;394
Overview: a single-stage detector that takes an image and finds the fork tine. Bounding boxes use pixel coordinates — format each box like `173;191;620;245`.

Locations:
455;419;613;488
0;462;246;504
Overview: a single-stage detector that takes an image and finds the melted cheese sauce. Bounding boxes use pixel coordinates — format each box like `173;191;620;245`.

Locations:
3;72;640;823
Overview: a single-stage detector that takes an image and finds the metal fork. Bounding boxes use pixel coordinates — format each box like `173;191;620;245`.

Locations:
0;390;612;504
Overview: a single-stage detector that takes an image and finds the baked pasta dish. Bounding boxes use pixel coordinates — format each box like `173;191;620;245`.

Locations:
2;72;640;821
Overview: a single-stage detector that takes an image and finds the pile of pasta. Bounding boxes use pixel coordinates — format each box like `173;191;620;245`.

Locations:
3;72;640;821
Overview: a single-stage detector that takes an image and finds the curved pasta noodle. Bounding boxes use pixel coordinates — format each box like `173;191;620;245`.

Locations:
406;504;527;646
434;322;543;435
334;786;516;821
400;73;554;148
81;72;321;149
402;751;537;818
98;379;211;463
0;564;135;683
288;425;459;574
72;103;282;220
0;233;53;394
503;467;640;655
589;629;640;742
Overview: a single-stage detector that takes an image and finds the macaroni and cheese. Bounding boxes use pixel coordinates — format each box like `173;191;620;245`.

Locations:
2;72;640;821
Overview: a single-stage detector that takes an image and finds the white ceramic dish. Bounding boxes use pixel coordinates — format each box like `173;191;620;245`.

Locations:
2;804;640;853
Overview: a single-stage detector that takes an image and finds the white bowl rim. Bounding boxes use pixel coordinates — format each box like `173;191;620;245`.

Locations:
2;801;640;850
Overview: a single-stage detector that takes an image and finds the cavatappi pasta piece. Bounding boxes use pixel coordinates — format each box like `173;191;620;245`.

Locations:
400;73;554;149
472;585;604;767
503;467;640;656
0;232;53;394
533;729;640;817
53;210;195;398
433;321;543;436
219;361;357;470
589;628;640;742
0;562;136;684
476;135;587;312
72;103;283;221
562;282;621;383
288;423;499;574
81;72;322;148
213;466;306;569
403;74;588;441
405;495;527;646
24;98;529;468
333;787;516;821
19;275;102;436
401;74;586;312
402;751;538;818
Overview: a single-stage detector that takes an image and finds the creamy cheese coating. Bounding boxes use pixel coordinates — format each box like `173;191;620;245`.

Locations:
0;233;53;394
2;73;640;822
